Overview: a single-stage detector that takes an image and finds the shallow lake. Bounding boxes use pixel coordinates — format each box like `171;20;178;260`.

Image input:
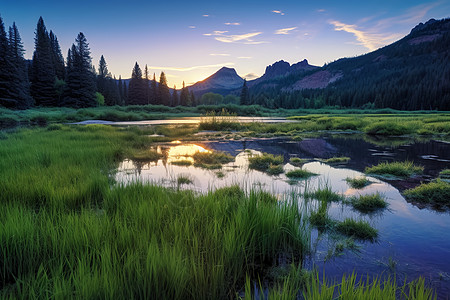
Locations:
116;134;450;297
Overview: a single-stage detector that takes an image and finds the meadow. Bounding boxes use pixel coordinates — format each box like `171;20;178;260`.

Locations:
0;116;444;298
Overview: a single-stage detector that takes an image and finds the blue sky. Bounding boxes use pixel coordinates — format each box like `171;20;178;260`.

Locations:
1;0;449;87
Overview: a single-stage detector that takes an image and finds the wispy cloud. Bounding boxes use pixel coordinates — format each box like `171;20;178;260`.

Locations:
274;27;297;35
204;31;266;44
210;53;230;56
272;10;285;15
317;9;325;13
329;2;440;51
225;22;240;26
203;30;228;36
202;14;210;17
188;26;196;29
149;63;235;72
330;20;401;51
238;56;252;59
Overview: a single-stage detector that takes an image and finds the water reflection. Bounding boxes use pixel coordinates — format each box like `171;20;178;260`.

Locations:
116;138;450;297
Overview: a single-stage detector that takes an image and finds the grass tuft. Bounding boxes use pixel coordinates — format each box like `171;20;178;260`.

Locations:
193;151;234;169
336;218;378;241
365;161;423;178
320;156;350;164
171;160;193;166
349;193;388;213
346;177;371;189
248;152;284;175
289;157;308;167
404;179;450;208
286;169;317;179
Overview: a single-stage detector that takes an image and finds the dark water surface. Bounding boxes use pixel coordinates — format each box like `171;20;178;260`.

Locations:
116;134;450;297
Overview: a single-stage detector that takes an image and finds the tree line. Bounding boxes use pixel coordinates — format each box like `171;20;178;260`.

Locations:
0;16;197;109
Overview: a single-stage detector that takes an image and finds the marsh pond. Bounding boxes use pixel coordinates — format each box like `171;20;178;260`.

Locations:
117;133;450;297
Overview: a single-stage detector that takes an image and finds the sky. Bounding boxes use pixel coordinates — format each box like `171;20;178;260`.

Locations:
1;0;449;88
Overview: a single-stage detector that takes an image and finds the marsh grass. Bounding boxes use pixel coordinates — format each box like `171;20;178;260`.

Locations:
130;149;163;161
248;152;284;175
193;151;234;169
365;161;423;178
305;186;342;202
176;175;193;185
336;218;378;241
286;169;317;179
439;169;450;179
198;109;242;131
346;176;371;189
320;156;350;164
289;157;308;167
404;179;450;208
349;193;388;213
170;160;193;166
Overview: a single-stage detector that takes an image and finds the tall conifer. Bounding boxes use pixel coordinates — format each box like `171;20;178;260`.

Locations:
158;72;171;106
128;62;146;105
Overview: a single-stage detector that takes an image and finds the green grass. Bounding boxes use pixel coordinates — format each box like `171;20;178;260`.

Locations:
193;151;234;169
286;169;317;179
198;109;242;131
248;152;284;174
320;156;350;164
305;186;342;202
365;161;424;178
170;160;193;166
129;149;163;161
346;177;371;189
439;169;450;179
349;193;389;213
404;179;450;208
0;126;309;298
336;218;378;241
289;157;308;167
266;164;284;175
176;175;193;185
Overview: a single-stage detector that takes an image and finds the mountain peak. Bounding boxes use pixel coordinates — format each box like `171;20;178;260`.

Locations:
188;66;244;96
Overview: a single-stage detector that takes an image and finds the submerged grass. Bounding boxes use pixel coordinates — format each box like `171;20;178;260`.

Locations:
248;152;284;175
289;157;308;167
320;156;350;164
365;161;424;178
286;169;317;179
193;151;234;169
336;218;378;241
346;176;371;189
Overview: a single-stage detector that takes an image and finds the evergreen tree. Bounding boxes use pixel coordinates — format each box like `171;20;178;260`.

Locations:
123;81;128;104
158;71;171;106
190;91;196;106
96;55;119;105
49;31;65;80
240;79;249;105
0;16;15;107
128;62;146;105
118;75;124;105
30;17;57;106
172;85;179;106
8;22;33;108
180;81;190;106
144;64;150;104
63;33;97;107
151;73;157;104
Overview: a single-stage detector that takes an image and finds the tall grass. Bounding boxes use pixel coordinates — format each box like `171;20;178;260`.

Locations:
404;179;450;208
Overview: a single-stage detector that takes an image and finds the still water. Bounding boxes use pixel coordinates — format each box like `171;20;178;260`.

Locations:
116;135;450;297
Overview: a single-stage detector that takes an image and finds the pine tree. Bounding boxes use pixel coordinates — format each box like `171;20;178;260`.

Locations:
190;91;196;106
128;62;146;105
49;31;65;80
151;73;157;104
0;16;15;107
144;64;150;104
96;55;119;105
172;85;179;106
8;22;33;108
240;79;249;105
158;71;171;106
123;81;128;104
118;75;124;105
180;81;191;106
30;17;57;106
63;33;97;108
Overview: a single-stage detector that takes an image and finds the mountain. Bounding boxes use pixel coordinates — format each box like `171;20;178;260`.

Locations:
247;18;450;110
188;67;244;97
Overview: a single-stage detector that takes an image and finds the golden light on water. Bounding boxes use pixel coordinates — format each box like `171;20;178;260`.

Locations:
167;143;210;164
